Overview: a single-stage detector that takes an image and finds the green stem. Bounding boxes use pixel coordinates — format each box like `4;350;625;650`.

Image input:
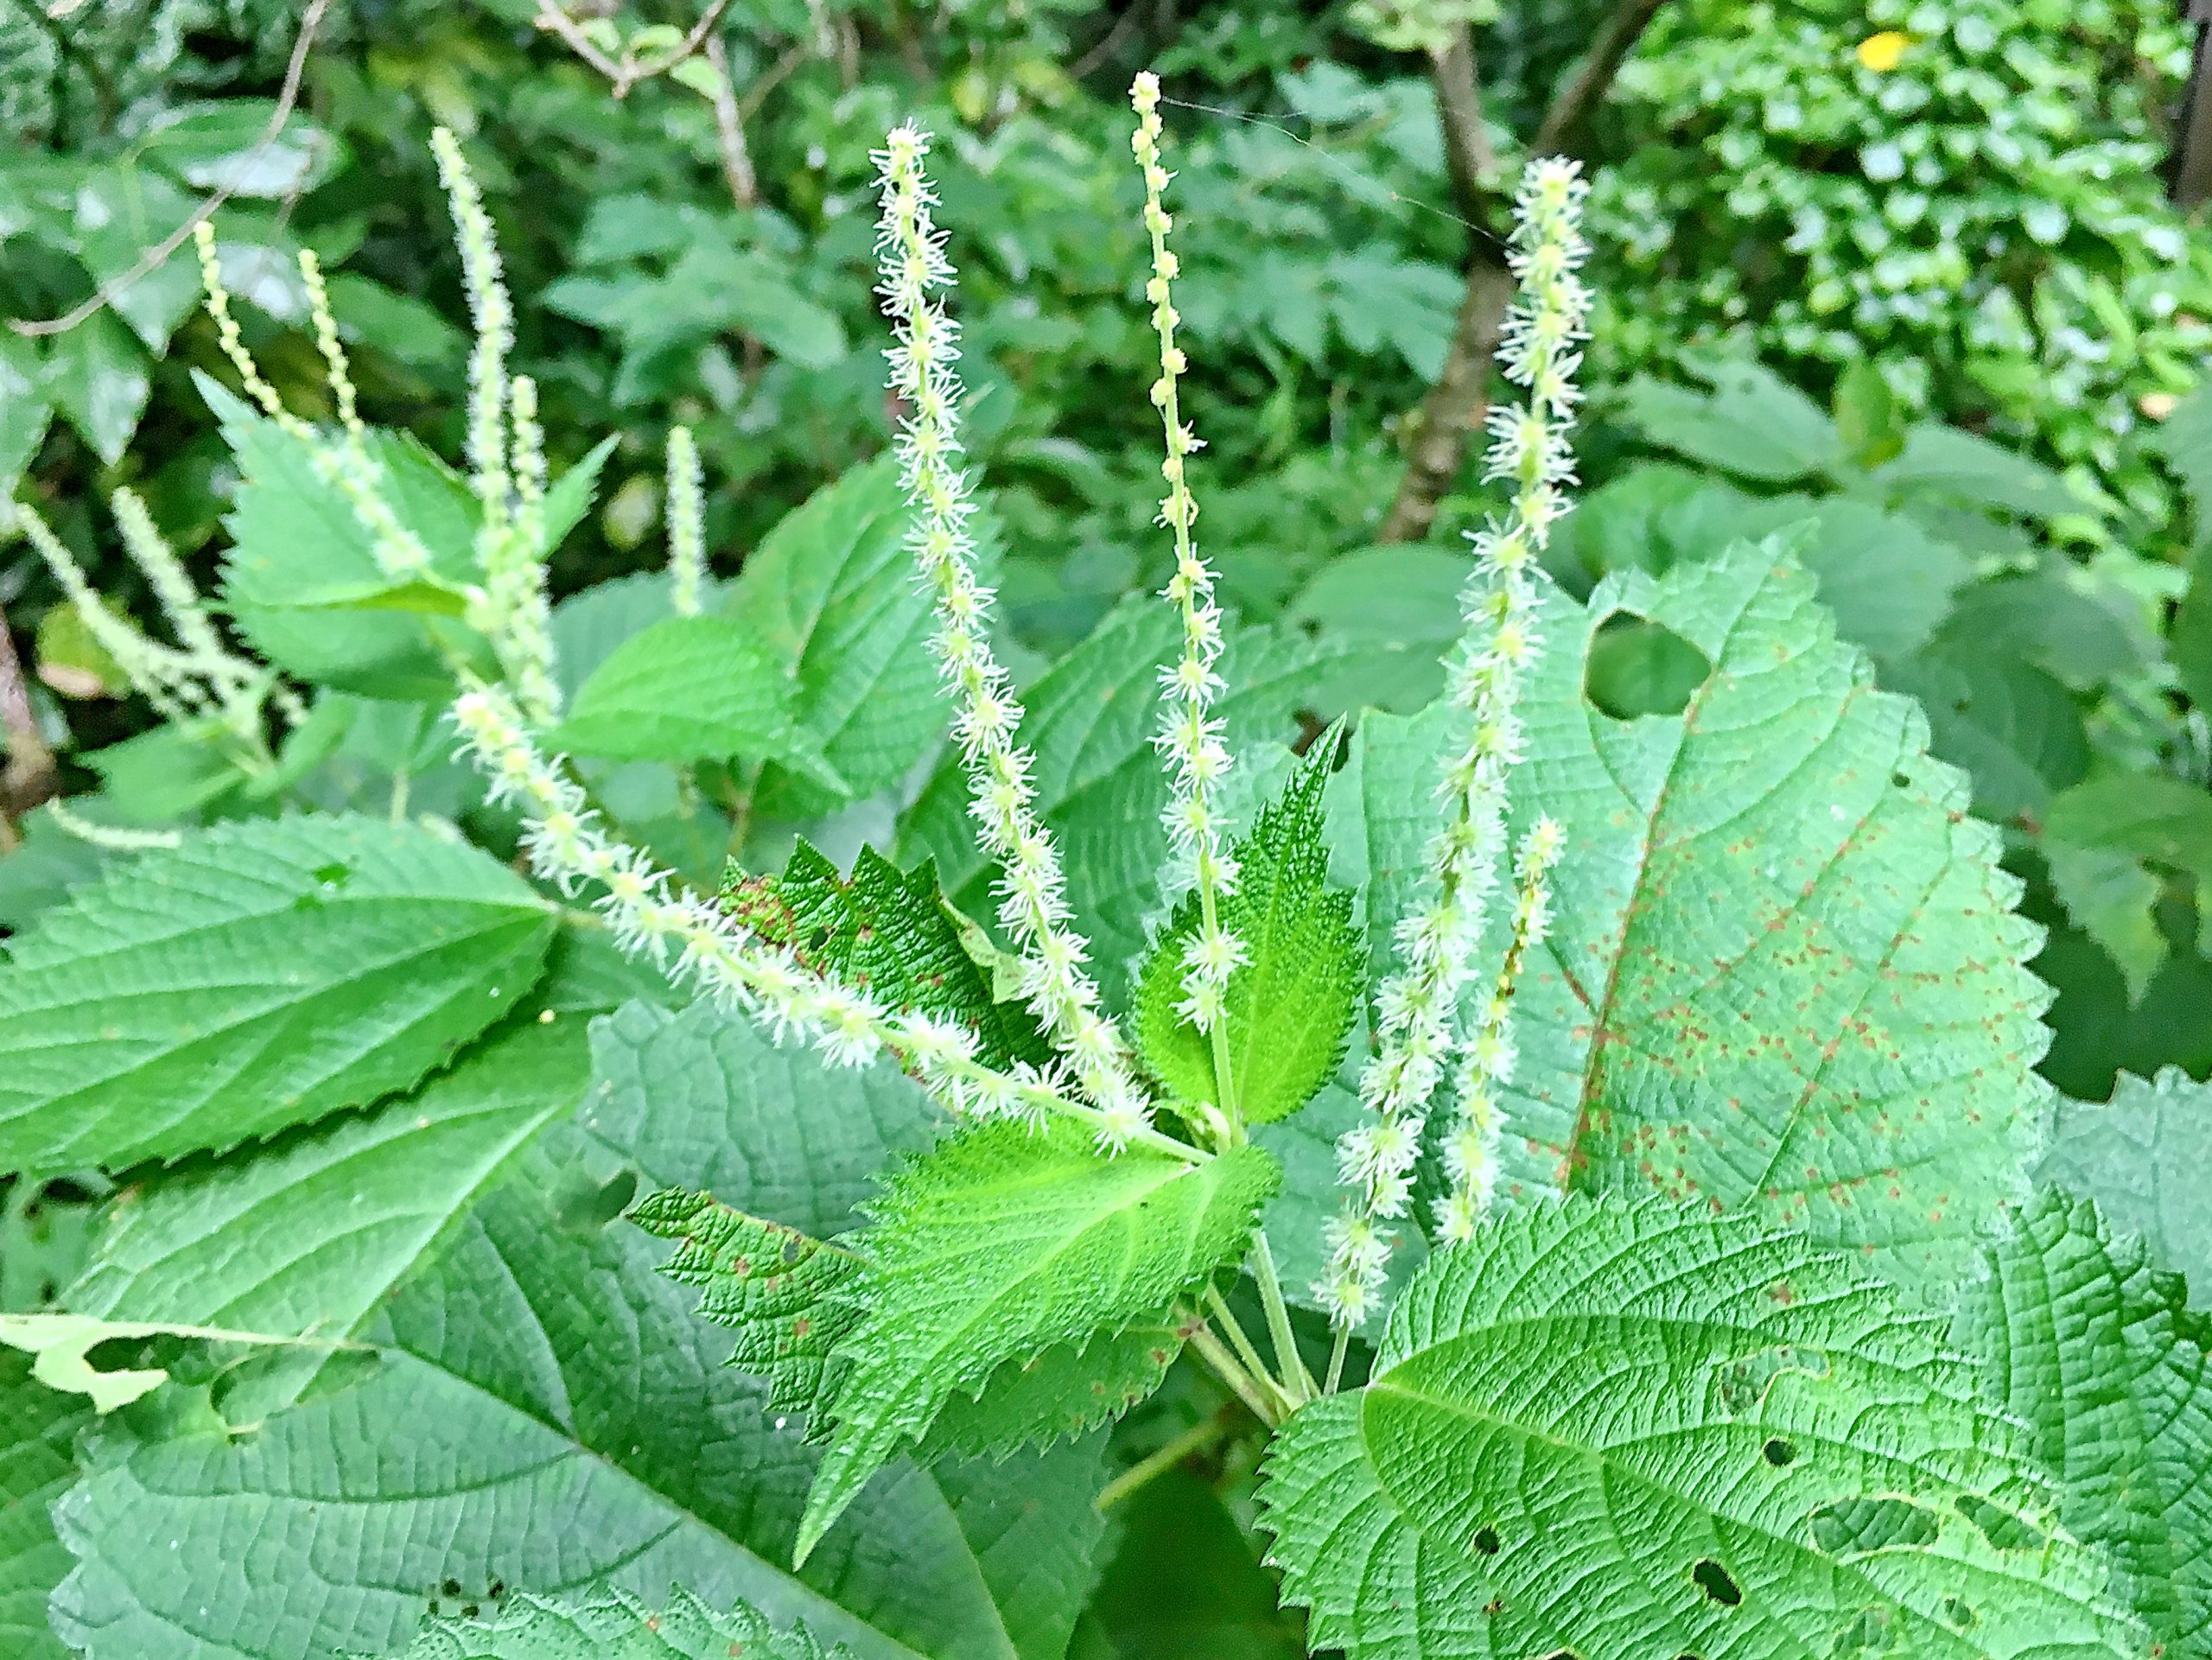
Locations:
1095;1408;1233;1512
1325;1323;1351;1396
1205;1286;1279;1398
1186;1321;1282;1426
1249;1232;1316;1403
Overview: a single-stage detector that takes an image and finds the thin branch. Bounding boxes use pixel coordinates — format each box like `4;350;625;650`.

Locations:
1530;0;1669;157
703;34;759;208
735;41;809;123
534;0;735;98
7;0;333;339
0;601;58;834
1376;0;1671;544
1095;1404;1235;1511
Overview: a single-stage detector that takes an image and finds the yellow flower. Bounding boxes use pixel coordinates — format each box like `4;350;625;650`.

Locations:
1856;29;1910;72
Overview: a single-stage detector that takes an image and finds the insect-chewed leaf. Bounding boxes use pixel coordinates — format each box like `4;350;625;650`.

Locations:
920;1320;1185;1459
1340;538;2052;1294
796;1123;1277;1564
1260;1198;2152;1660
1136;735;1358;1124
0;1351;87;1660
728;842;1052;1073
0;814;556;1172
630;1186;864;1423
1955;1188;2212;1654
384;1585;849;1659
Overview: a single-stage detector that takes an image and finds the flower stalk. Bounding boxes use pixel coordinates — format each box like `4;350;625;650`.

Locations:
872;122;1154;1152
1319;156;1591;1334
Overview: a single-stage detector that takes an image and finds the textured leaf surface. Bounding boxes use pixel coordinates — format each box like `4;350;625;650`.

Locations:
799;1124;1276;1560
554;614;838;785
52;1119;1105;1660
632;1186;865;1419
899;599;1342;1006
2041;1068;2212;1308
582;997;934;1243
1259;1199;2149;1660
721;459;954;813
382;1586;843;1658
68;1020;589;1333
728;843;1051;1073
0;815;556;1172
1957;1189;2212;1655
1336;542;2052;1290
1136;741;1358;1123
208;381;487;700
0;1352;85;1660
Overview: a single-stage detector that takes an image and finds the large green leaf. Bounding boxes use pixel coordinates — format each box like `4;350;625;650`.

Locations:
51;1120;1106;1660
1956;1189;2212;1656
380;1587;848;1659
207;380;490;700
1135;739;1359;1123
721;459;955;814
1883;646;2087;823
899;599;1339;1007
2045;774;2212;883
1337;541;2053;1292
67;1020;589;1332
2041;1068;2212;1309
553;614;845;792
1260;1199;2150;1660
0;815;556;1172
798;1124;1277;1561
0;1351;86;1660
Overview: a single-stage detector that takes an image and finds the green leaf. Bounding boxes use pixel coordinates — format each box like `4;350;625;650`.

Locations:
0;1313;353;1412
1620;358;1840;483
798;1124;1276;1561
722;460;957;813
2045;774;2212;881
918;1323;1182;1459
632;1186;866;1420
0;814;556;1172
0;1351;86;1660
1883;646;2088;822
1957;1190;2212;1654
583;997;935;1243
1260;1198;2152;1660
1832;359;1905;469
554;613;842;787
1934;568;2146;692
67;1020;590;1334
137;103;339;199
729;843;1051;1074
2042;843;2167;1006
1135;739;1358;1123
1081;1469;1305;1660
379;1587;849;1659
52;1120;1106;1660
46;312;149;466
1339;541;2054;1293
2041;1068;2212;1309
899;599;1340;1009
1872;422;2082;520
207;379;489;699
2175;541;2212;711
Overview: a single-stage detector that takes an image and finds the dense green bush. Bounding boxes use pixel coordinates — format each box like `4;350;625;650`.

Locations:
1596;0;2208;528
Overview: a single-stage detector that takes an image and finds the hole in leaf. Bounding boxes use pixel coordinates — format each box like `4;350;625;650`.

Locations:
1940;1596;1975;1629
1583;612;1713;721
1471;1524;1501;1556
1691;1560;1741;1606
1762;1436;1796;1466
1809;1497;1941;1557
1829;1608;1895;1655
1954;1493;2044;1552
1891;772;1910;788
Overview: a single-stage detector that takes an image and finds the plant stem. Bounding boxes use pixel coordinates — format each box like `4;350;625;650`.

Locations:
1205;1286;1278;1395
1249;1232;1316;1402
1094;1407;1233;1511
1186;1320;1283;1425
1325;1323;1351;1396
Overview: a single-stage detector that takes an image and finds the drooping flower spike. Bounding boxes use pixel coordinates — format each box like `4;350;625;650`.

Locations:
1130;73;1247;1051
1319;156;1588;1326
665;425;708;618
872;123;1155;1151
450;683;1195;1161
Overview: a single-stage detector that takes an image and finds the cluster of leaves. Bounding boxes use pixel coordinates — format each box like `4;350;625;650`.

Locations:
1;5;2211;1660
1592;0;2209;531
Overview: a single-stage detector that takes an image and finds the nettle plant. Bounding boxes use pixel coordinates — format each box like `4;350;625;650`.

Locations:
0;78;2204;1660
